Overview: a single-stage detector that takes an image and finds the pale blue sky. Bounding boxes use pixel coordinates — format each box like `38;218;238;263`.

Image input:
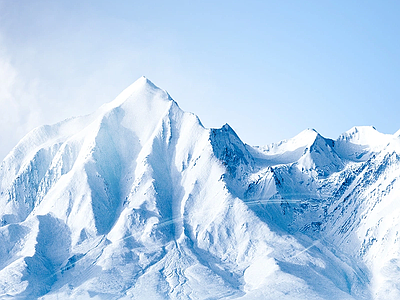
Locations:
1;1;400;160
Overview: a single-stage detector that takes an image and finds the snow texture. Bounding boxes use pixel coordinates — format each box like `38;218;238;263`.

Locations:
0;76;399;299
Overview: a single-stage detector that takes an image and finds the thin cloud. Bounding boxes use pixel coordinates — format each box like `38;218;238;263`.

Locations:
0;43;43;161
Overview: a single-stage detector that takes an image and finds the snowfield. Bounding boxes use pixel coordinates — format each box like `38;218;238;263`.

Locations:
0;77;399;299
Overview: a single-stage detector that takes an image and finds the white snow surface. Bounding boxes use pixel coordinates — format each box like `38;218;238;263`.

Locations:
0;77;399;299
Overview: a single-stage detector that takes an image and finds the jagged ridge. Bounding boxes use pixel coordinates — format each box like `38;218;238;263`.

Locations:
0;77;399;299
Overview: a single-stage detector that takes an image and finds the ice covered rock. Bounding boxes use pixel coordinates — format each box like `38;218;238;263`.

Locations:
0;78;399;299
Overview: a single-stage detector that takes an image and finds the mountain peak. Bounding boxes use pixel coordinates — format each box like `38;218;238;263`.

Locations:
338;126;388;147
103;76;169;111
275;128;320;151
334;126;395;162
295;128;319;142
135;75;156;88
343;125;377;135
122;75;156;92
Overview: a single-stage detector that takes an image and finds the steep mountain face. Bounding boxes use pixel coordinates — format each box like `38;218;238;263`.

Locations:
0;77;399;299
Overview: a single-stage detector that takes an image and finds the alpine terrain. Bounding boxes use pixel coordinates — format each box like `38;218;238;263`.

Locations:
1;77;400;299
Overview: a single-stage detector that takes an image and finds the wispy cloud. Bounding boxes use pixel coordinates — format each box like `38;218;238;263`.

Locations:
0;41;43;160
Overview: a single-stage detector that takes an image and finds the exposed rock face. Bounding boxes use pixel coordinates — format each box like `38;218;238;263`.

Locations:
1;77;399;299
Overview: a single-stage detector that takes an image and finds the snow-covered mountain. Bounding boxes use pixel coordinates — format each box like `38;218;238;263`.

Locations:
0;77;399;299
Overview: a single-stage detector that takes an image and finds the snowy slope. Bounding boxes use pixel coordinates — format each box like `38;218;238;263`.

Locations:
0;77;399;299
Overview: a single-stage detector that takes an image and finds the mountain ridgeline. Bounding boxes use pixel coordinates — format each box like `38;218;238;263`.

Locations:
0;77;399;299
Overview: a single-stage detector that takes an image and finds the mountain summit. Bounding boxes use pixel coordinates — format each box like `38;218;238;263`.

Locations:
0;78;400;299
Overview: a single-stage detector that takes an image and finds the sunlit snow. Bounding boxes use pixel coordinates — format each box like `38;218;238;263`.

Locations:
0;77;399;299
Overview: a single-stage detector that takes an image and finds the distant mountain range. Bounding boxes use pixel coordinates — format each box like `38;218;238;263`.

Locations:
1;77;399;299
